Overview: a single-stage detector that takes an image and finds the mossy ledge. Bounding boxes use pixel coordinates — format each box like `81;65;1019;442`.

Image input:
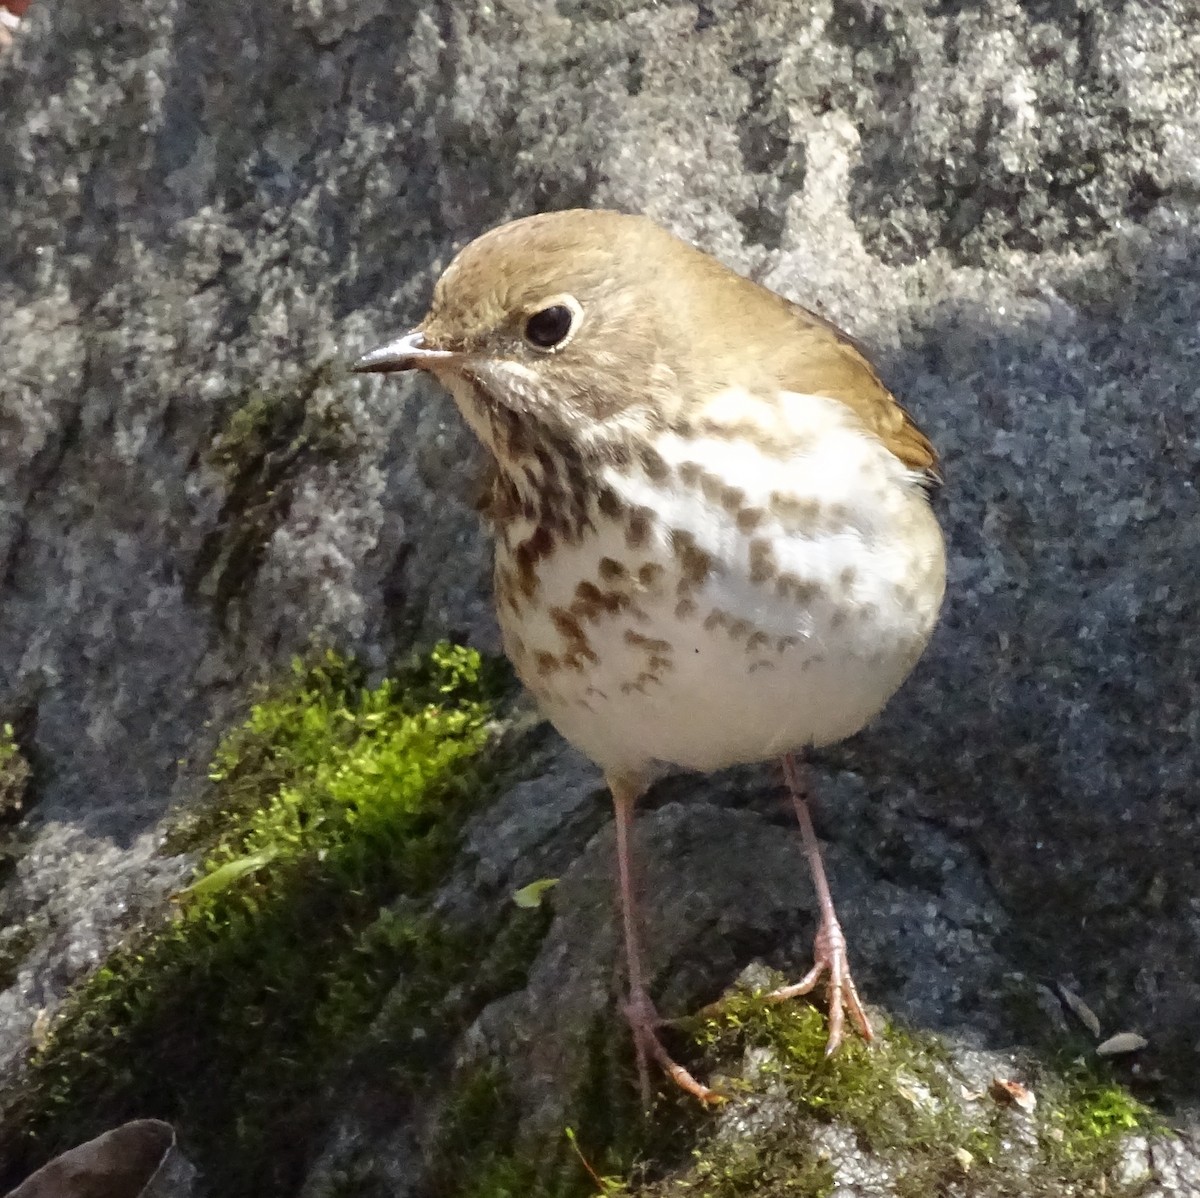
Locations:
0;722;31;824
429;967;1159;1198
0;721;36;989
620;974;1157;1198
0;643;545;1196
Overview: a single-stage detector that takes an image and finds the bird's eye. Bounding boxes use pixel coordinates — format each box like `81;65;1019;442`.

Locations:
523;299;580;351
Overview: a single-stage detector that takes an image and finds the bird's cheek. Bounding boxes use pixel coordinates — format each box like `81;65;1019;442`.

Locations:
430;371;494;442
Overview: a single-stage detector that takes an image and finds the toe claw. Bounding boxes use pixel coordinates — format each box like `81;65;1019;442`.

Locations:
764;915;873;1051
623;990;723;1106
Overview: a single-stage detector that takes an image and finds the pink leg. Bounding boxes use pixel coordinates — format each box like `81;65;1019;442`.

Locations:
609;773;721;1106
765;752;874;1053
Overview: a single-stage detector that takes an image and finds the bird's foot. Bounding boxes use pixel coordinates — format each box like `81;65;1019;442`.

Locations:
763;912;874;1054
622;988;724;1108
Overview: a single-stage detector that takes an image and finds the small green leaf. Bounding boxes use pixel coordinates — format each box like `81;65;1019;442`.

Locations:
175;850;280;900
511;878;559;909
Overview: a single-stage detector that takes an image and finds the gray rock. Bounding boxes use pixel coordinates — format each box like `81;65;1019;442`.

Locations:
2;0;1200;1191
4;1120;193;1198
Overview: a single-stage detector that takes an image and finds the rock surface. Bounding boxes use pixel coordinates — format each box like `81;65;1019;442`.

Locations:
2;0;1200;1192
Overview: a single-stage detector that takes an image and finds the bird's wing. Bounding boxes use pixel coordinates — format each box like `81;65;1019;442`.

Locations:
782;299;941;486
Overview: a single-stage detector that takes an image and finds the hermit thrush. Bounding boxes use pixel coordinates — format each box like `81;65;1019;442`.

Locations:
355;210;946;1103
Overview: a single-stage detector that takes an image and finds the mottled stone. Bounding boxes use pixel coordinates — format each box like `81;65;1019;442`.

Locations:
1;0;1200;1191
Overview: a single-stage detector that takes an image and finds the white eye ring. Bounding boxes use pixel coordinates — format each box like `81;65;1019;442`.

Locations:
522;294;583;353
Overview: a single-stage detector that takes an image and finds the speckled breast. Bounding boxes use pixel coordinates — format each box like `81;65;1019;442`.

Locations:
490;393;945;780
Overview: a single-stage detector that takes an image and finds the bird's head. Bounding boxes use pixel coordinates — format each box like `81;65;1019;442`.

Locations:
353;210;762;461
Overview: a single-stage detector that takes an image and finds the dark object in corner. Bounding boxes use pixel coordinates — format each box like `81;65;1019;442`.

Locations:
4;1120;194;1198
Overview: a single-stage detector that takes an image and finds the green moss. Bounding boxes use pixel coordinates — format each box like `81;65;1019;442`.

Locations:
188;361;357;627
626;980;1156;1198
0;644;534;1198
1041;1056;1154;1178
306;968;1159;1198
661;1129;837;1198
0;722;30;822
0;720;33;911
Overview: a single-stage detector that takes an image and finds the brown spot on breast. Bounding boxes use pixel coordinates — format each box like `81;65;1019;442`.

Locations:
679;461;703;487
550;607;598;665
607;441;633;469
534;446;560;482
599;557;626;581
648;654;673;672
513;524;555;597
477;471;521;525
535;651;560;675
749;537;777;584
619;673;660;695
513;546;537;597
598;488;624;520
770;492;822;530
626;507;653;549
497;409;533;459
571;580;629;621
639;445;670;481
637;562;664;588
624;629;672;653
720;485;746;513
694;417;793;456
563;648;598;670
575;580;605;606
777;574;821;604
839;566;858;588
675;597;697;619
669;529;713;585
551;607;585;641
736;507;766;533
747;631;770;651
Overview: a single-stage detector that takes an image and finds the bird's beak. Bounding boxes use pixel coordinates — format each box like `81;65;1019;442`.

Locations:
351;329;455;374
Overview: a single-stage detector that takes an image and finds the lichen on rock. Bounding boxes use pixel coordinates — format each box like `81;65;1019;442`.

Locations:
0;644;537;1197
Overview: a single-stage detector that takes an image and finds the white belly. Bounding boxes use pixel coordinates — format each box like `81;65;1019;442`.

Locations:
494;393;946;779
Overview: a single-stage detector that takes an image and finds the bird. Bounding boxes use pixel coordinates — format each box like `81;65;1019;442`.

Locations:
354;209;946;1104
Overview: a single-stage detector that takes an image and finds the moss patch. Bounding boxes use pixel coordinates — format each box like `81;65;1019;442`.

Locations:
0;722;36;981
622;979;1158;1198
0;722;30;825
0;644;536;1197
